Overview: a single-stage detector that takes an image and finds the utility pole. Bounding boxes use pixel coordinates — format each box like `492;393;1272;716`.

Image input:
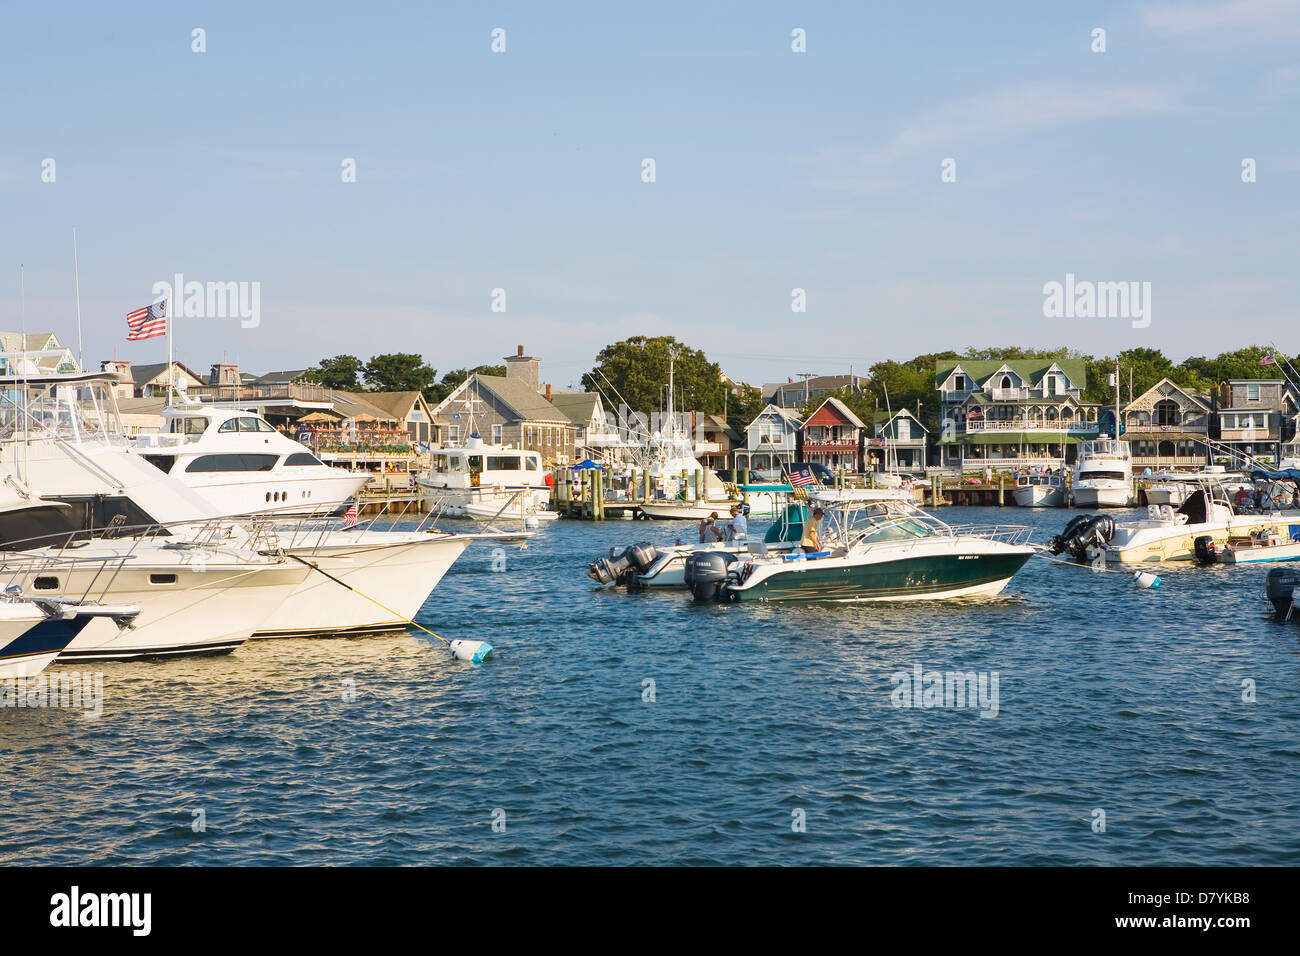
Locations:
798;371;816;406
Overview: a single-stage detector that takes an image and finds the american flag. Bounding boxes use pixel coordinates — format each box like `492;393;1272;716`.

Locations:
1260;354;1277;366
788;465;816;487
126;301;168;341
343;503;358;527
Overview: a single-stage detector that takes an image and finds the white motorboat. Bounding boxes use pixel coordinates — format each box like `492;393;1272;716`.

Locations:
1048;480;1300;565
684;492;1035;603
0;586;139;677
1012;473;1064;508
417;435;552;517
588;501;809;589
1220;530;1300;564
1070;438;1133;507
134;401;369;517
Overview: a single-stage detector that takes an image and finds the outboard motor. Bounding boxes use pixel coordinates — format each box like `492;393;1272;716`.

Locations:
683;551;736;602
1193;535;1219;566
1048;514;1115;562
588;542;660;586
1266;567;1300;617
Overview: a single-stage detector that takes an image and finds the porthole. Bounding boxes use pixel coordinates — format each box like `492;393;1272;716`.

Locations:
33;576;59;591
149;574;178;585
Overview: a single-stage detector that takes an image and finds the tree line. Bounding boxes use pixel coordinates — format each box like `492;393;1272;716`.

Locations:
295;354;504;404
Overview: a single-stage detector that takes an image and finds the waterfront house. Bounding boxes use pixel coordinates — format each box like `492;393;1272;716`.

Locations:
734;404;803;478
0;332;78;375
359;391;442;448
101;360;208;398
687;412;740;472
1214;379;1300;466
763;374;868;410
1121;378;1212;471
871;408;928;474
432;347;576;466
549;390;629;465
798;396;865;472
935;359;1100;472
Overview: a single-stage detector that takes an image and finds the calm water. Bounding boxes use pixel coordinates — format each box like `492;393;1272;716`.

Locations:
2;506;1298;865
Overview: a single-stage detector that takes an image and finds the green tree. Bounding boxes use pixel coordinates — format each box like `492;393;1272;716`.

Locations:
297;355;364;391
582;336;725;415
725;383;765;436
427;364;507;404
362;353;437;392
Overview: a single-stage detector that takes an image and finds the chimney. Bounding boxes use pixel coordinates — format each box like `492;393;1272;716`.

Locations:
545;383;552;402
504;345;540;390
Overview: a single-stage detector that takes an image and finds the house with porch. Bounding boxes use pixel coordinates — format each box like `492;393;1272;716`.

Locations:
798;397;865;472
871;408;929;474
1121;378;1212;471
689;412;740;472
936;359;1100;472
734;404;802;479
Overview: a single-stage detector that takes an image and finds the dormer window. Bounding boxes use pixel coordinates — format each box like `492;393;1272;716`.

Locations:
954;375;966;391
1000;376;1012;390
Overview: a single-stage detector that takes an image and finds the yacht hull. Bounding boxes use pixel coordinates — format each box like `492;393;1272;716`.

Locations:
8;559;309;661
638;501;742;521
726;549;1033;603
1012;486;1063;508
0;609;88;677
254;534;471;637
1071;485;1132;508
1105;515;1300;564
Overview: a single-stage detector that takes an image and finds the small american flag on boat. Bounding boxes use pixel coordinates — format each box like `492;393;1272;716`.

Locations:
788;465;816;487
126;301;168;341
343;503;358;526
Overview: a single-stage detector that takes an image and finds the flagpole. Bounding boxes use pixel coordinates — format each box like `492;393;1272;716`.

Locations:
167;284;174;407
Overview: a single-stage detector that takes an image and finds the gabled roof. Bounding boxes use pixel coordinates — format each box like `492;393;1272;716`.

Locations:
746;403;803;430
547;391;602;426
804;396;865;429
873;407;929;434
131;361;207;385
935;359;1088;389
361;390;427;420
1126;377;1212;411
251;369;310;385
441;374;572;423
328;390;402;423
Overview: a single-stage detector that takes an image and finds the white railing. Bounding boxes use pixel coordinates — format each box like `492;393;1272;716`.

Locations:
990;388;1027;401
964;420;1097;433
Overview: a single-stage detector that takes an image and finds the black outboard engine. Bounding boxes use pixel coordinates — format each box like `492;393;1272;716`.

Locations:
1266;567;1300;617
1048;514;1116;562
683;551;736;602
1193;535;1219;565
588;542;660;586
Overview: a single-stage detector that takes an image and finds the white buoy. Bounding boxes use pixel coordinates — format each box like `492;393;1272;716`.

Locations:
1133;570;1161;589
449;639;494;663
524;515;539;530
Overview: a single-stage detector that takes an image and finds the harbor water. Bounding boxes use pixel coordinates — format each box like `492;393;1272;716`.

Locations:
2;506;1298;865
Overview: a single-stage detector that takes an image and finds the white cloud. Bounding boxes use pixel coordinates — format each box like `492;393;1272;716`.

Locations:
1144;0;1300;35
801;83;1175;197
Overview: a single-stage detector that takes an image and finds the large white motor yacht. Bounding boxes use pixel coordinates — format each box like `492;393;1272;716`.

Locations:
1070;438;1133;508
134;401;368;516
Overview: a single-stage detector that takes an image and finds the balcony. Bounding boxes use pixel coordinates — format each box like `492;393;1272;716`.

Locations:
964;419;1098;433
191;382;333;405
990;387;1028;401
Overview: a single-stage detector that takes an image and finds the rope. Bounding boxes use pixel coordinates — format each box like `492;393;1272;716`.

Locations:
282;552;453;647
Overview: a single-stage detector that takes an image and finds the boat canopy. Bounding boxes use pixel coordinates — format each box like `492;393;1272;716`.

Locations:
1250;469;1300;483
738;483;793;492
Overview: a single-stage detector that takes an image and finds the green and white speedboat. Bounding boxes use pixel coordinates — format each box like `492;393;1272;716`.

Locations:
685;492;1035;603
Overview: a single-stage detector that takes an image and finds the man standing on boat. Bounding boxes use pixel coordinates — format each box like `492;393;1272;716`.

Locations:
727;504;748;543
699;512;723;543
801;507;825;553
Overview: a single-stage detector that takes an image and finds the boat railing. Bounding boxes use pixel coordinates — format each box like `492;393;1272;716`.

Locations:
0;551;136;605
942;524;1036;546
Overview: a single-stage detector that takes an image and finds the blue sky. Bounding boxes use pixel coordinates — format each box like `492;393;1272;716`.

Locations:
1;1;1297;388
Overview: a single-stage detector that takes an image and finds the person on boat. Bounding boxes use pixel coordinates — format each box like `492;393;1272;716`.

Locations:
801;507;825;553
1233;487;1253;512
728;504;748;543
699;512;722;543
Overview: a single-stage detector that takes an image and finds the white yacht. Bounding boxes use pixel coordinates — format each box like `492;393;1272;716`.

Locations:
134;401;368;517
0;362;484;649
0;581;139;677
1070;438;1133;508
417;435;554;518
1012;472;1064;508
1143;467;1241;508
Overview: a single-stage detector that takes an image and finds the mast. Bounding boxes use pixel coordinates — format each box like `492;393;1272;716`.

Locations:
72;228;83;370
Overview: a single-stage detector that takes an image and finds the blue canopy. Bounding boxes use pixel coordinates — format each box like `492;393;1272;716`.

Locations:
1251;469;1300;482
570;459;606;470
